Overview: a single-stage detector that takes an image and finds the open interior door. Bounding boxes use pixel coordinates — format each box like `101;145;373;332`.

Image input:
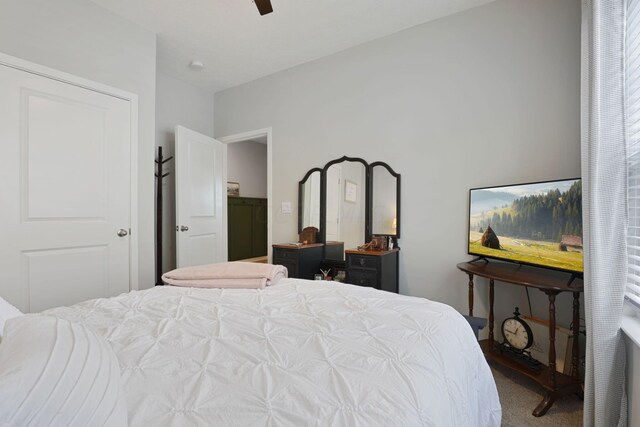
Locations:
175;126;227;267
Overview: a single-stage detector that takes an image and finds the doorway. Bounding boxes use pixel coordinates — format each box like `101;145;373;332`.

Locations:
218;128;273;263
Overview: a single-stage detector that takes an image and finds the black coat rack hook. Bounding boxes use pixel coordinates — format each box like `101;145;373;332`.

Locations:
155;146;174;286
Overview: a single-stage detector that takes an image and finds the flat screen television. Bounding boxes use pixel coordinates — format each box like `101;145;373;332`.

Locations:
468;178;583;273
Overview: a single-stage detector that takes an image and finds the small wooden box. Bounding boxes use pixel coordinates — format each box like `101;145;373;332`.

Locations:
298;227;318;244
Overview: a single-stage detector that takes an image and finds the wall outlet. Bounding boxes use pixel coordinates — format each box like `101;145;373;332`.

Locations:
281;202;292;214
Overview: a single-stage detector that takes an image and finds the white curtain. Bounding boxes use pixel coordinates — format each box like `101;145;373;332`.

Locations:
581;1;628;426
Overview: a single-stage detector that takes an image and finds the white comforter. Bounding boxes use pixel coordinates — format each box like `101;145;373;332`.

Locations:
45;279;501;427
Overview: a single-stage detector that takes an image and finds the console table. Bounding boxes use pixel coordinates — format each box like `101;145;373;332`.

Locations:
457;261;584;417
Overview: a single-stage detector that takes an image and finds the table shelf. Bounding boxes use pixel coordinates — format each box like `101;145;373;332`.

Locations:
479;340;580;392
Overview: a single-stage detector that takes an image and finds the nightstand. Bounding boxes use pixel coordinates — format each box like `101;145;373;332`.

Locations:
345;248;399;293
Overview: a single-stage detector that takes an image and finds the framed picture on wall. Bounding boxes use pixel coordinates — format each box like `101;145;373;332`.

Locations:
345;180;357;203
227;182;240;197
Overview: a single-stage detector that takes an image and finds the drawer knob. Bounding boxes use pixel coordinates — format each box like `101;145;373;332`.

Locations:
359;259;365;266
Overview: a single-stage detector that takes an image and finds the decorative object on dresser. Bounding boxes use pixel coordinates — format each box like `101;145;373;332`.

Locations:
272;243;324;280
228;197;267;261
457;260;583;417
319;259;346;282
299;226;318;244
370;235;389;251
345;248;399;293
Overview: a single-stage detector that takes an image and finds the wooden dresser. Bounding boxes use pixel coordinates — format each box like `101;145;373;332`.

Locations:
345;248;399;293
272;243;324;280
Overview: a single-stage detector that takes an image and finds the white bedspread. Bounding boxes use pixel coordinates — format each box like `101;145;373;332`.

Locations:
44;279;501;426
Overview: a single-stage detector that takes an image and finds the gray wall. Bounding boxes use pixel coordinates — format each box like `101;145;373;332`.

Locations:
215;0;582;330
156;71;215;273
0;0;157;289
227;141;268;199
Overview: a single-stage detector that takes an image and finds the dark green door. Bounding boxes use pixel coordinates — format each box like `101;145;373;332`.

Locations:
228;197;268;261
228;200;253;261
252;200;268;258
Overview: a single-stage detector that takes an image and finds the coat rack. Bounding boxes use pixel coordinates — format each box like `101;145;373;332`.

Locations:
155;146;173;286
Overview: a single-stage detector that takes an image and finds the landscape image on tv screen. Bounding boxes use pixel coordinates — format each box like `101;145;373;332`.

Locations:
468;179;583;273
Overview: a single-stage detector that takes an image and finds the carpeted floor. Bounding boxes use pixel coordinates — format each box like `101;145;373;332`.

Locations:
491;362;583;427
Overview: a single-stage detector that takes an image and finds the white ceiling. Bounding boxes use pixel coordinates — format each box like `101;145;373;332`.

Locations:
90;0;494;93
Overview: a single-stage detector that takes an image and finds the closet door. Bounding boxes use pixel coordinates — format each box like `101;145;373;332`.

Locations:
0;64;132;312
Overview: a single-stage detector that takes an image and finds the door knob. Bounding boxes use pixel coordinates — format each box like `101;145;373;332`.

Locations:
117;229;128;237
180;225;189;232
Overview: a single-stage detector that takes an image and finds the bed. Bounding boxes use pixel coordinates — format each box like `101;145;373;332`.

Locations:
41;279;501;426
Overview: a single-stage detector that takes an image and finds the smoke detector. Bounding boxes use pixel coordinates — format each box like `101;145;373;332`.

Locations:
189;60;204;71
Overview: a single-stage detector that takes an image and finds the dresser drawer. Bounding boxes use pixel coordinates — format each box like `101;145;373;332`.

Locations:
347;254;378;269
348;268;378;289
273;249;296;261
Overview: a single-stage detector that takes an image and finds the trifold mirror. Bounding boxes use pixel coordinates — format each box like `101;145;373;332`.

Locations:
298;155;401;252
321;157;368;251
370;162;401;238
298;168;322;235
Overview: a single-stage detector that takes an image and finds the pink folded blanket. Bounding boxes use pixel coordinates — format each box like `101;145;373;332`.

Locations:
161;262;288;289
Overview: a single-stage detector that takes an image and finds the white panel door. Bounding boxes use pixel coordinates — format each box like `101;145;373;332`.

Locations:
175;126;226;267
0;64;132;312
325;165;342;242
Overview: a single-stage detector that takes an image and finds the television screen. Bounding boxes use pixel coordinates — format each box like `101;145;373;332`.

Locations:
468;178;583;273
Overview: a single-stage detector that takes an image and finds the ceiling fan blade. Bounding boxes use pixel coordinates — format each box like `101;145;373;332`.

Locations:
255;0;273;15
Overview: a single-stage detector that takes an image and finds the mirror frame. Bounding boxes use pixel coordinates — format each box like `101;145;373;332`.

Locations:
319;156;370;245
298;167;323;234
297;156;401;245
368;161;401;239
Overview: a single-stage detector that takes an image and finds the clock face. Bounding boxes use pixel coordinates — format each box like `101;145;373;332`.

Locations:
501;318;532;350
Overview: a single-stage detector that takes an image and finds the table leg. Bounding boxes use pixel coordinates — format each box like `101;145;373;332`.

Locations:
547;292;557;387
488;279;494;344
571;292;581;381
533;392;557;417
467;273;474;316
532;291;560;417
